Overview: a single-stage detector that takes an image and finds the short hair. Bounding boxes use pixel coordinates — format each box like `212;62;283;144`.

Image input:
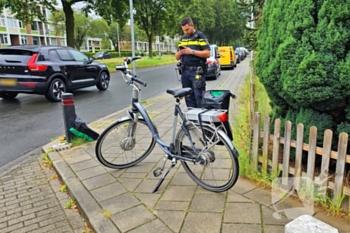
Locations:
180;17;194;26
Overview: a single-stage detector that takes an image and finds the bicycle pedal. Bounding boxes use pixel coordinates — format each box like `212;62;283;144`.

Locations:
153;167;163;177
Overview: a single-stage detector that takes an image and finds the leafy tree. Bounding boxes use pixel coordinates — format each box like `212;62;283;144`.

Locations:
133;0;175;57
49;9;66;35
74;11;91;49
235;0;265;49
0;0;56;23
1;0;129;48
256;0;350;143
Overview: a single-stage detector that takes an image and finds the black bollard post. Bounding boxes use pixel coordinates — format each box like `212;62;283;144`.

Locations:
61;93;76;142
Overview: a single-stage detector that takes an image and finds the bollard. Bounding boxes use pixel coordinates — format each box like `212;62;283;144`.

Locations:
61;93;76;142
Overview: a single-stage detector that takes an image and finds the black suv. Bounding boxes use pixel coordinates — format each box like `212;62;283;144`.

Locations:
0;45;110;102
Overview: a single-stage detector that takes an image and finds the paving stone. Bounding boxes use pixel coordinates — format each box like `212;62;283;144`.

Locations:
224;203;261;224
91;182;127;202
169;172;198;186
69;159;100;172
82;173;116;190
15;222;39;233
244;187;272;207
227;190;253;202
263;225;285;233
75;165;107;180
125;163;157;173
3;222;23;233
160;186;197;201
118;177;143;191
134;193;162;209
261;205;290;225
221;223;261;233
154;210;186;232
100;192;140;214
134;178;165;193
65;153;92;165
190;192;226;212
182;212;222;233
8;213;36;225
231;177;257;194
128;218;173;233
155;201;190;211
111;205;156;232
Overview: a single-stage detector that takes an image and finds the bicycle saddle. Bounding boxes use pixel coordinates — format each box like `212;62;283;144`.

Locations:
166;88;192;98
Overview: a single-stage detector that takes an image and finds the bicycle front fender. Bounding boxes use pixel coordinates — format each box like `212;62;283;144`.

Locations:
117;115;144;122
218;129;239;158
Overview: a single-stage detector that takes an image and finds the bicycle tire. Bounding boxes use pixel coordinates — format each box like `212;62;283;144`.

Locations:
176;123;239;192
95;118;156;169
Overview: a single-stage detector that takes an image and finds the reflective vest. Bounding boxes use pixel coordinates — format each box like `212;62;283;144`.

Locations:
178;30;210;66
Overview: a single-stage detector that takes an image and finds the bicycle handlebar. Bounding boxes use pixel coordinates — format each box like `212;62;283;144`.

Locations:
132;77;147;87
116;56;147;87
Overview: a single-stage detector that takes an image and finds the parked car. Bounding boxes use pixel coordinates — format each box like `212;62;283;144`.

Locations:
206;44;221;80
93;51;111;60
0;45;110;102
235;47;245;61
218;46;236;70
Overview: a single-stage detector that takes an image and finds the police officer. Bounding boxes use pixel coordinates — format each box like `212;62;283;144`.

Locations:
175;17;210;108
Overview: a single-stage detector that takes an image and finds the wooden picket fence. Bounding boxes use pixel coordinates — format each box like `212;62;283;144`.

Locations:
252;113;350;205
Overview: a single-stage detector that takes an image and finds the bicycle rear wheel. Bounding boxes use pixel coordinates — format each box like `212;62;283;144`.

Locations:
95;118;156;169
176;123;239;192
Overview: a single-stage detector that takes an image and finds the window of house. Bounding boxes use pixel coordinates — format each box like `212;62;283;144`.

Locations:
0;34;9;44
20;35;27;45
31;22;38;31
0;17;5;27
56;49;73;61
7;17;18;28
19;21;26;29
32;36;39;45
50;38;57;45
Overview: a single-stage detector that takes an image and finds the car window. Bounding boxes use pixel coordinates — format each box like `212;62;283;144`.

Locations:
56;49;73;61
69;50;88;62
49;50;61;61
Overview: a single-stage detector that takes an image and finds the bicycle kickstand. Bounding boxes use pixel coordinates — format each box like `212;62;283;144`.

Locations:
152;156;176;193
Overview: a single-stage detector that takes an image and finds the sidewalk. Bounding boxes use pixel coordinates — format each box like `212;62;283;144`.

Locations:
45;58;349;233
2;57;348;233
0;150;86;233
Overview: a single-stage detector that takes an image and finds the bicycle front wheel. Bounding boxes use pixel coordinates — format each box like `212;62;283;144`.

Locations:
95;118;156;169
176;123;239;192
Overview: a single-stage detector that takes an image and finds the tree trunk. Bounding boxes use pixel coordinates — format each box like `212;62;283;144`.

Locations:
62;0;74;48
148;33;153;58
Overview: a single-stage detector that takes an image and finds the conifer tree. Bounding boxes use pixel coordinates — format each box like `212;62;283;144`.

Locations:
256;0;350;136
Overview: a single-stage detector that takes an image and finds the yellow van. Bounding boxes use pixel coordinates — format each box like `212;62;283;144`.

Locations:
218;46;236;70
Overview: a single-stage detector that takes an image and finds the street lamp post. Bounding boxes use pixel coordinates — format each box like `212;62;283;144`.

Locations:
129;0;136;74
117;22;121;57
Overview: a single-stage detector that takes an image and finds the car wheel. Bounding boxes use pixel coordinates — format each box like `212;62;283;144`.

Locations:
0;92;18;100
96;71;110;90
45;78;66;102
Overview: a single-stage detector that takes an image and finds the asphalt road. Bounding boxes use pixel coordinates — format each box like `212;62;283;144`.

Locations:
0;64;183;168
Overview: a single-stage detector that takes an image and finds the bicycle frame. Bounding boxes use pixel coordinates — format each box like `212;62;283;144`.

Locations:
127;88;199;163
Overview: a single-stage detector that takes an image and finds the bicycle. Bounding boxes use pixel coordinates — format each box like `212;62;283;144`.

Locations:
95;56;240;193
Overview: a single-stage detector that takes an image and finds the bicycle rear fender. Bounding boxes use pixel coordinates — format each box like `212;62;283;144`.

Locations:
218;129;239;158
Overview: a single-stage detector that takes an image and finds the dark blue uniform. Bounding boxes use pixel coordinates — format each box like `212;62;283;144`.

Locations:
179;31;210;108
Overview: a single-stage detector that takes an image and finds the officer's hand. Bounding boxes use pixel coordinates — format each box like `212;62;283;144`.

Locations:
181;47;192;55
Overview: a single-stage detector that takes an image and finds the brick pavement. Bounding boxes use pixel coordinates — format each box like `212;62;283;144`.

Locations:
0;151;86;233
